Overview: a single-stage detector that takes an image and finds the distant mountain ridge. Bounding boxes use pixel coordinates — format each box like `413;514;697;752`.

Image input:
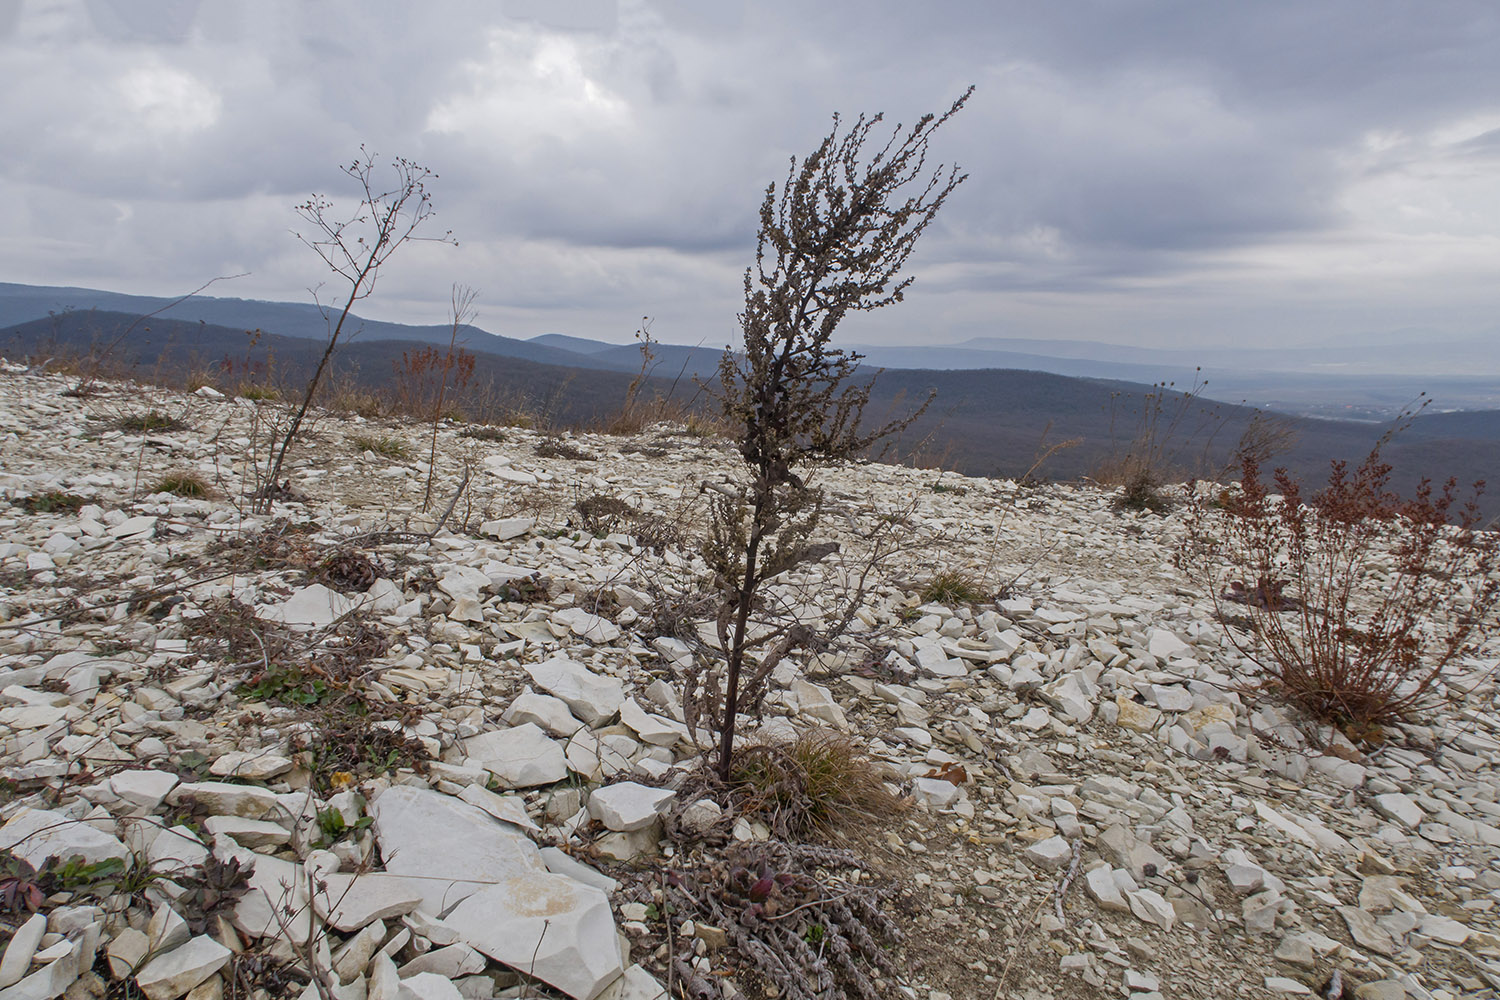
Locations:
5;306;1498;520
11;280;1498;420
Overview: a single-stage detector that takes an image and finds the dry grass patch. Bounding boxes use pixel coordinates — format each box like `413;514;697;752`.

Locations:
728;729;903;840
153;470;212;498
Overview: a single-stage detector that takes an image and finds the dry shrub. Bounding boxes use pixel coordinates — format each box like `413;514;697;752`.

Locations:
458;424;506;442
312;550;383;592
1184;444;1499;733
535;437;597;461
729;729;903;840
635;840;904;1000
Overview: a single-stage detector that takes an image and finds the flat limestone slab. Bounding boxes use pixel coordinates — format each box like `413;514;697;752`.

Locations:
444;871;623;1000
369;785;546;917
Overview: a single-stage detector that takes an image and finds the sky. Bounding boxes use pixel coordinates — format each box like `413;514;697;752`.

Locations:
2;0;1499;352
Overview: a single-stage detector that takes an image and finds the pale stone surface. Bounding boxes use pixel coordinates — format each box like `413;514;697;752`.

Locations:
0;913;47;989
501;688;584;738
912;777;961;809
463;724;568;788
208;751;294;780
444;872;623;1000
369;785;545;917
0;807;130;868
257;583;358;628
456;784;540;832
524;657;625;725
169;782;280;819
202;815;290;850
313;873;424;932
108;769;180;811
1084;867;1129;912
1372;792;1425;830
595;965;667;1000
551;608;622;644
1025;836;1073;870
588;782;676;832
134;936;232;1000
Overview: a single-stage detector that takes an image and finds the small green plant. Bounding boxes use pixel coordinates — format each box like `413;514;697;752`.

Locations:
153;470;212;498
176;854;253;933
238;665;329;707
349;433;411;459
119;410;185;433
237;384;281;402
314;806;373;847
0;849;172;915
13;491;87;514
919;570;983;606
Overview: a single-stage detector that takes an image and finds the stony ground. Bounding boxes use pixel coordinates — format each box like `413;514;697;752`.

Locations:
1;366;1499;1000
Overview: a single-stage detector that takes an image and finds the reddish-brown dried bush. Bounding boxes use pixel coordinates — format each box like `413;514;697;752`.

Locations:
1184;444;1498;733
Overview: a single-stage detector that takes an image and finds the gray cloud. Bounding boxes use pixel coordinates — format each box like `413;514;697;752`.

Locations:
1;0;1497;351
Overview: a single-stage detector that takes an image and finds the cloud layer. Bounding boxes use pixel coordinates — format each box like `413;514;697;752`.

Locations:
2;0;1498;350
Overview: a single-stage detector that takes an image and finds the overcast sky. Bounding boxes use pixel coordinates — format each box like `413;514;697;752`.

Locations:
3;0;1498;351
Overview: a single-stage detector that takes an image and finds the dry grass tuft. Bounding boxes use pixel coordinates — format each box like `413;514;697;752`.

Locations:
729;729;903;840
349;433;410;459
919;570;984;606
153;470;212;498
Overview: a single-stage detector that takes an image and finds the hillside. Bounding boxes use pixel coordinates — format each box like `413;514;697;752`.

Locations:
1;367;1497;1000
5;282;1499;417
7;308;1498;520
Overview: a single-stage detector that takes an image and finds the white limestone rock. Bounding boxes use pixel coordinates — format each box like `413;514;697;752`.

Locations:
134;936;232;1000
0;912;47;989
369;785;546;917
479;518;534;541
0;807;129;868
790;678;848;729
524;657;625;725
108;769;180;811
1084;867;1129;913
1372;792;1425;830
596;966;668;1000
313;872;424;932
203;816;291;850
1025;835;1073;870
588;783;676;832
443;872;623;1000
169;781;280;820
209;751;294;780
912;777;961;809
618;698;683;747
463;724;568;788
457;784;541;833
550;608;622;644
257;584;358;629
501;688;585;738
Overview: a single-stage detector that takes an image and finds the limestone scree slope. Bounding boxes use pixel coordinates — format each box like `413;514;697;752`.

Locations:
1;365;1499;1000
